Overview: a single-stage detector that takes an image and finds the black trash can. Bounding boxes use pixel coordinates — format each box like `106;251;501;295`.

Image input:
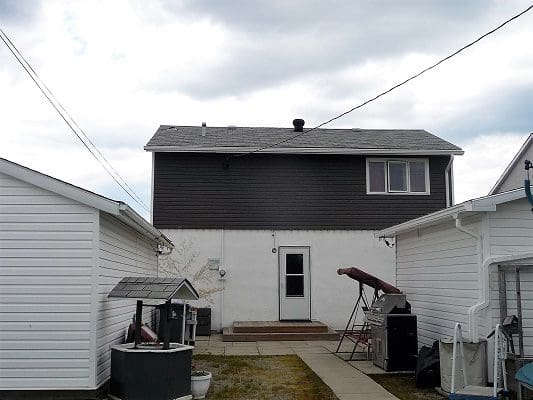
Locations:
196;308;212;336
155;303;192;343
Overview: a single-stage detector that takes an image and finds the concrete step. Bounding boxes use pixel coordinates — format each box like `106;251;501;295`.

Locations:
222;326;340;342
233;320;329;334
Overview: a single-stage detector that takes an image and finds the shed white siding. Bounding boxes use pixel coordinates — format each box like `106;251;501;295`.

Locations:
396;216;482;347
0;172;96;389
488;199;533;353
95;213;158;387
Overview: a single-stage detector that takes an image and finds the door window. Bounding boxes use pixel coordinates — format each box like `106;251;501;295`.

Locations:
285;253;304;297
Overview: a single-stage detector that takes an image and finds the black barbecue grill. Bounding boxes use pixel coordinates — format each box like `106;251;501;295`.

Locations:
107;277;199;400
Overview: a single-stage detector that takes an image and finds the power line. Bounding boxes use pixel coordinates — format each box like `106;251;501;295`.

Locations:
0;28;150;212
233;3;533;158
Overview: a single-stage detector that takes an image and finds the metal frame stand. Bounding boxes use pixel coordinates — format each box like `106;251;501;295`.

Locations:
336;282;378;360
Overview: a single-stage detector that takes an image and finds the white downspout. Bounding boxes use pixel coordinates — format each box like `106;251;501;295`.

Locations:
219;229;225;332
468;252;533;342
454;214;483;341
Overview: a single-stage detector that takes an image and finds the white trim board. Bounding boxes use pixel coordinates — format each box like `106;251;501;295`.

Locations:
144;145;464;155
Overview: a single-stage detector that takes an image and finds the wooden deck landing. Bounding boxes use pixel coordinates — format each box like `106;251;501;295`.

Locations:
223;321;339;342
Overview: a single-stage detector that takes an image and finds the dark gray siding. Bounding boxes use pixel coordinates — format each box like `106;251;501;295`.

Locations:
153;153;450;230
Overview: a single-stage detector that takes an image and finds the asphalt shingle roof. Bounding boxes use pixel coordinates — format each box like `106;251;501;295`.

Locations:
144;125;463;154
108;277;199;301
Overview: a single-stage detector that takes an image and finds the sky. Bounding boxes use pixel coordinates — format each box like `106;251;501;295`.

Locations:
1;0;532;219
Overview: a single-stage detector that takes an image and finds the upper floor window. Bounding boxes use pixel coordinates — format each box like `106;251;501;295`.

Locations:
366;158;430;195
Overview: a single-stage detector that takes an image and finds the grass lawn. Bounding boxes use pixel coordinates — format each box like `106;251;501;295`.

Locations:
193;354;338;400
369;374;443;400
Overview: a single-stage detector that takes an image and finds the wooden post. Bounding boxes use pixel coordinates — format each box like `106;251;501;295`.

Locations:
163;300;171;350
498;266;507;323
516;268;524;357
134;300;143;348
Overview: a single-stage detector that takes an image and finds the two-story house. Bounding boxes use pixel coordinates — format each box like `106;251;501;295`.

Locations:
145;120;463;332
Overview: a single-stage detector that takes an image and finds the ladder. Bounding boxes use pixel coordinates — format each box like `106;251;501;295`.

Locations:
449;323;508;400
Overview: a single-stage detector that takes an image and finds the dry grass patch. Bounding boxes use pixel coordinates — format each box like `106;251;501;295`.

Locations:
369;374;443;400
193;354;338;400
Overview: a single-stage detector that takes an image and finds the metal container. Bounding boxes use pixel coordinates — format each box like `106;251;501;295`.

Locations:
109;343;193;400
371;314;417;371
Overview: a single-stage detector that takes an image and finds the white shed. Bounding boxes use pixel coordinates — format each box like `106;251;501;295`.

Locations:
0;158;173;396
378;189;533;351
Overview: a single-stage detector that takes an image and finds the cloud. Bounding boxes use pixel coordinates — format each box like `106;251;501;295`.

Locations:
151;0;519;98
454;132;530;203
1;0;532;217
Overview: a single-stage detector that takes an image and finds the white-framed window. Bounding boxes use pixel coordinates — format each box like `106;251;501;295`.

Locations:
366;158;430;195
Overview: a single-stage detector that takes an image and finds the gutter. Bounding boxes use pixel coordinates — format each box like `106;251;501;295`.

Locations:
144;145;464;156
117;204;174;250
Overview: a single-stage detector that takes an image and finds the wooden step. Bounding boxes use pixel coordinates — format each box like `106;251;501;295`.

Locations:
222;326;340;342
233;321;329;334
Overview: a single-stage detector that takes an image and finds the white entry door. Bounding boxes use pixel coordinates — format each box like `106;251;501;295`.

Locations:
279;247;311;321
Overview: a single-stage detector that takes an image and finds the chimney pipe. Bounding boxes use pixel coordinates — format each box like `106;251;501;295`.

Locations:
201;122;206;137
293;119;305;132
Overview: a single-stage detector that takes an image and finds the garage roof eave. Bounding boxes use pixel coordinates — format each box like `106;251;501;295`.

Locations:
376;188;525;237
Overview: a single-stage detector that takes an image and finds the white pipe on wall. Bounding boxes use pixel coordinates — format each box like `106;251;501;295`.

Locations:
468;252;533;341
219;229;225;331
454;215;483;341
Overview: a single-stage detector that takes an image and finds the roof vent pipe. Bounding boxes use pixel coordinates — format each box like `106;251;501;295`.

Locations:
201;122;206;137
293;119;305;132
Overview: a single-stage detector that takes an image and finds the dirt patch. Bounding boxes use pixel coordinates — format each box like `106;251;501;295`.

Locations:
369;374;444;400
193;354;338;400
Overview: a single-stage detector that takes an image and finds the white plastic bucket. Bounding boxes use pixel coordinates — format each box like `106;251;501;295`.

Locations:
439;338;487;392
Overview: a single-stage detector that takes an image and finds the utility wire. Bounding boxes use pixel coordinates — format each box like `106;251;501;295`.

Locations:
0;28;149;212
1;30;148;210
233;3;533;158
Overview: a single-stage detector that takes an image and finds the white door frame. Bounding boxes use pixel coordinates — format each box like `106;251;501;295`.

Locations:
278;246;311;321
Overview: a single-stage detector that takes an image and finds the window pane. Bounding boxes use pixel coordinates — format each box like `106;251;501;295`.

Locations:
368;162;386;192
388;162;407;191
409;161;426;192
286;254;303;274
286;276;304;297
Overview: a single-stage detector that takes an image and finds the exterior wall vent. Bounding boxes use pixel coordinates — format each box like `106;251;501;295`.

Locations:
201;122;206;137
293;119;305;132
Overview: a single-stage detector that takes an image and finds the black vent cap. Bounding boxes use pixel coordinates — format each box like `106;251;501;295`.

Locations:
293;119;305;132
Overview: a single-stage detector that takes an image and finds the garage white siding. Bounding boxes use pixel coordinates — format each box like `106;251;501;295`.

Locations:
396;217;482;347
0;172;95;389
95;213;158;387
488;198;533;353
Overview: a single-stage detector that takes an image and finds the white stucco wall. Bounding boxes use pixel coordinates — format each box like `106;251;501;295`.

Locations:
160;229;395;330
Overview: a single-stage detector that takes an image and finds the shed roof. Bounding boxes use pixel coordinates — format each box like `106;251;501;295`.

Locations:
145;125;463;155
0;157;173;249
108;277;199;301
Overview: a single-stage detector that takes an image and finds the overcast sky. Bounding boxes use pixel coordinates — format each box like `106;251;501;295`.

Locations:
1;0;532;219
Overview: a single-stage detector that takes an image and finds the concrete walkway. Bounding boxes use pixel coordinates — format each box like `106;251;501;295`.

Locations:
194;335;399;400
